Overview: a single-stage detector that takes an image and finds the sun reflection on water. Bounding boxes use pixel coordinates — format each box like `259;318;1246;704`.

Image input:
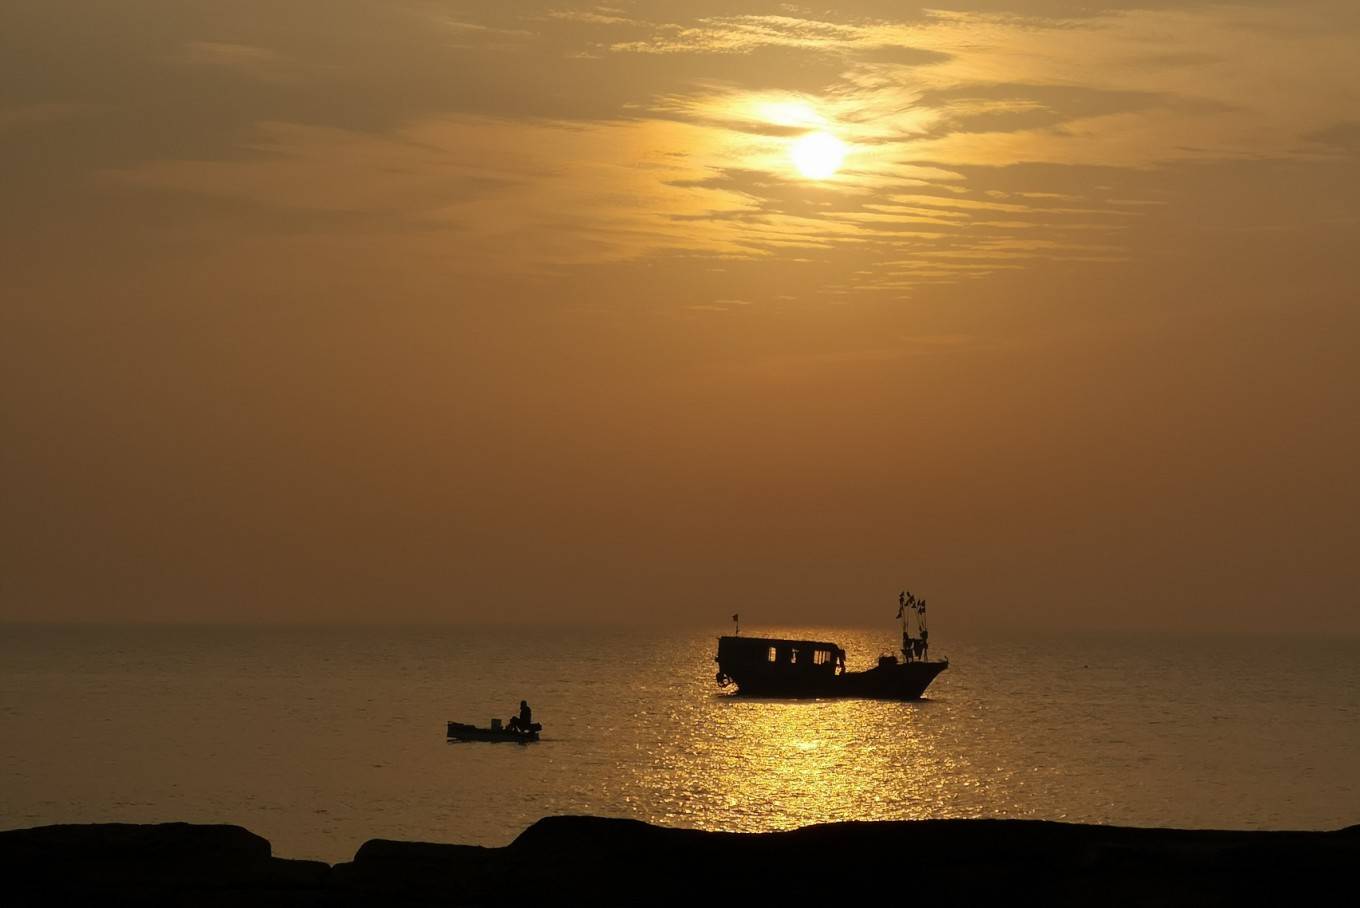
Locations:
619;628;985;832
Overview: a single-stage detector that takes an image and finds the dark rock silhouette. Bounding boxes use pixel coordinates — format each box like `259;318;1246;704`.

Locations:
0;822;329;905
4;816;1356;905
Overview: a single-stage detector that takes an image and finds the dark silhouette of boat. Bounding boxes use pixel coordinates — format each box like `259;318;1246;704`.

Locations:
446;721;541;744
713;591;948;700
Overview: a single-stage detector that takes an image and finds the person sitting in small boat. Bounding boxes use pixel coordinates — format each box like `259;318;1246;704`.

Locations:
507;700;533;734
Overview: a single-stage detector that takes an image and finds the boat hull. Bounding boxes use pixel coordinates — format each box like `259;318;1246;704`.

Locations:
446;722;539;743
723;660;948;700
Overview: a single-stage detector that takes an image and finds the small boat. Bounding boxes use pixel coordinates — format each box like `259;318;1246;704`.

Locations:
714;590;949;700
446;720;542;744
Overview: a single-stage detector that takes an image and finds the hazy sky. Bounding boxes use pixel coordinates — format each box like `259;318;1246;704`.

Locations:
3;1;1357;631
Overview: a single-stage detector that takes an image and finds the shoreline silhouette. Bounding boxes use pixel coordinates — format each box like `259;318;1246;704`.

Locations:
3;815;1355;905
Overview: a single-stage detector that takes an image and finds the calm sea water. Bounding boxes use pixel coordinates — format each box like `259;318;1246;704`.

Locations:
2;625;1357;863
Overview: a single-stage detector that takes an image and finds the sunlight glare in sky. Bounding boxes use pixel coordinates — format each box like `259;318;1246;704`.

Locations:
790;131;847;180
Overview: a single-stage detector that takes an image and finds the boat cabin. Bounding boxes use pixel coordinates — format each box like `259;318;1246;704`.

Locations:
715;635;846;687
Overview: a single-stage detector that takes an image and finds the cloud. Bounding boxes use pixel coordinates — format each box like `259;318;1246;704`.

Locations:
1306;121;1360;156
20;1;1359;297
177;42;282;68
0;103;96;131
599;3;1359;168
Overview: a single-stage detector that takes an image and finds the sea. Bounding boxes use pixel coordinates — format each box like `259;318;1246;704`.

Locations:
2;624;1357;863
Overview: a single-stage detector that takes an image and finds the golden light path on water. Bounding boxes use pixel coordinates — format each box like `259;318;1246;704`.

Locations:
613;629;992;831
641;699;961;828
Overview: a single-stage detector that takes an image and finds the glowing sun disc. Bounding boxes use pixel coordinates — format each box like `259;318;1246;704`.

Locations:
790;131;846;179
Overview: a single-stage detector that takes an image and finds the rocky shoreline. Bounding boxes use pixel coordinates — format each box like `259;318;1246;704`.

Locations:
3;816;1355;905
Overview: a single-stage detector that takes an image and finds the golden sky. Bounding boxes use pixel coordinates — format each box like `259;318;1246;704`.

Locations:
3;1;1358;630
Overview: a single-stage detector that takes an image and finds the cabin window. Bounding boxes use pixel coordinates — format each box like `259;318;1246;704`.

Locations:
813;650;830;665
767;646;777;662
790;648;799;664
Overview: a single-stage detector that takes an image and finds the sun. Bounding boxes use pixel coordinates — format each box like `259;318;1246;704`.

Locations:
790;131;846;180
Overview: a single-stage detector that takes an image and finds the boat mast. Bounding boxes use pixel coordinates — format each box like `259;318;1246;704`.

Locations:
918;599;928;661
897;590;929;662
898;590;913;661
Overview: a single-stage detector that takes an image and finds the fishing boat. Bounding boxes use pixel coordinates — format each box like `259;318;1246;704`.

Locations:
713;590;948;700
446;720;541;744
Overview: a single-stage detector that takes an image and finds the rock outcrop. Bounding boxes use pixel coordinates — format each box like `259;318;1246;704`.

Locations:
4;817;1356;905
0;822;328;906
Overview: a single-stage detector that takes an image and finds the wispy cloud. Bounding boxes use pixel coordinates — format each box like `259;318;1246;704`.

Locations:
173;42;299;81
0;103;98;130
100;2;1360;296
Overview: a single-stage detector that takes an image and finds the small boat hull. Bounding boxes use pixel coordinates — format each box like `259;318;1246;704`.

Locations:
447;722;539;743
